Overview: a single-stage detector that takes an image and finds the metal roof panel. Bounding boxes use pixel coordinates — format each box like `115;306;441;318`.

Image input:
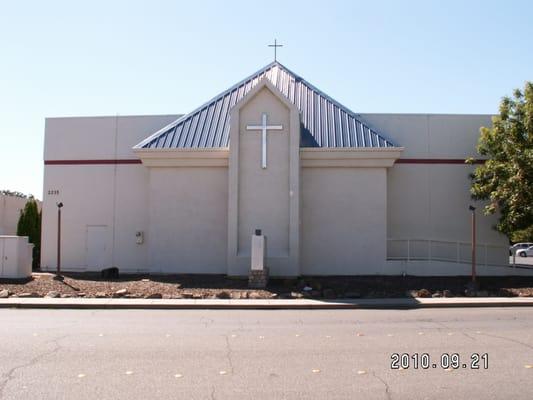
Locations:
135;62;396;149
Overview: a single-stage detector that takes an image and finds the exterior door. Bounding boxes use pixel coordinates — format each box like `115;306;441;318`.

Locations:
87;226;109;269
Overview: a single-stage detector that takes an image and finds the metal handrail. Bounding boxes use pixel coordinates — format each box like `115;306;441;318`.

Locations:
386;238;508;267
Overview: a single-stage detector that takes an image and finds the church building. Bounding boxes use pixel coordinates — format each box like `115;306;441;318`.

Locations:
41;61;524;276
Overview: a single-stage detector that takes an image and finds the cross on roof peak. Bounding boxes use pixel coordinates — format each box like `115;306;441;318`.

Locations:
268;39;283;62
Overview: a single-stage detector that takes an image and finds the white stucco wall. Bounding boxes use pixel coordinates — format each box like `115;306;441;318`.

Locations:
0;195;34;235
301;167;387;275
148;167;228;273
41;111;521;276
41;164;115;271
226;81;301;277
360;114;510;273
237;88;291;258
41;114;179;272
359;113;491;159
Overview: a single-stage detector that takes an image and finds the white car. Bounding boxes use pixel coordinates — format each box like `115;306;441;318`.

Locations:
516;246;533;258
510;242;533;255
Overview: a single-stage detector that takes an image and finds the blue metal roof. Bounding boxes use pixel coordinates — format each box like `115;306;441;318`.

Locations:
135;62;395;149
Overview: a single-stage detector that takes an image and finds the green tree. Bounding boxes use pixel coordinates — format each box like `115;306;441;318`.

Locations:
468;81;533;241
16;198;41;270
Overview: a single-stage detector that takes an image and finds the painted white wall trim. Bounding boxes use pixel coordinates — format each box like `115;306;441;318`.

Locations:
134;148;229;167
300;147;403;168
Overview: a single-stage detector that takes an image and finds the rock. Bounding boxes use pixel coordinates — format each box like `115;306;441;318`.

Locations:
182;292;194;299
280;292;293;299
60;293;76;298
248;291;262;299
322;289;336;299
230;292;242;299
18;292;39;298
162;294;172;299
145;293;162;299
192;294;204;299
0;289;10;298
176;284;182;289
432;292;442;298
141;278;150;282
291;291;303;299
45;291;60;298
443;290;453;297
217;291;231;299
416;289;432;298
344;291;361;299
95;292;107;298
171;294;183;299
270;293;278;298
115;288;128;296
77;292;86;297
124;294;141;298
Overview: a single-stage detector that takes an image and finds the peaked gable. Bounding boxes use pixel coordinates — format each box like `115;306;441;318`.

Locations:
134;62;395;149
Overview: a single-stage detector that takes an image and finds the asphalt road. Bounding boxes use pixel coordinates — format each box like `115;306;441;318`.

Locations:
1;308;533;400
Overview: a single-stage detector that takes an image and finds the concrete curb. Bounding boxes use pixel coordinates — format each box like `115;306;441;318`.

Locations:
1;297;533;310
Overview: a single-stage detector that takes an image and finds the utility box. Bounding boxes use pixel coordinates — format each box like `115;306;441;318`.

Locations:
135;231;144;244
0;236;33;279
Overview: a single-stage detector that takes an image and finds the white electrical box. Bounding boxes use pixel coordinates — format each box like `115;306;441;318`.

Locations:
0;236;33;279
135;231;144;244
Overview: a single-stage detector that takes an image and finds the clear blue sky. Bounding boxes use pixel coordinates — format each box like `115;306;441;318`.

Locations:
1;0;531;198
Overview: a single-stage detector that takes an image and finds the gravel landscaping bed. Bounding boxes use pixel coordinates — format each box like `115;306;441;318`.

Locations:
1;273;533;300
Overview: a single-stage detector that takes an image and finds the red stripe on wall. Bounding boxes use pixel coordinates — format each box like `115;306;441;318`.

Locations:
44;159;142;165
44;158;487;166
396;158;486;164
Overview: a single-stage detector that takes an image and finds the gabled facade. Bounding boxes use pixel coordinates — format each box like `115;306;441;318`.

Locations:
41;62;526;276
136;62;394;150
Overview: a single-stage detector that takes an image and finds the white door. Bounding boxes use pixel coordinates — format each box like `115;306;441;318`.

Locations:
87;226;109;268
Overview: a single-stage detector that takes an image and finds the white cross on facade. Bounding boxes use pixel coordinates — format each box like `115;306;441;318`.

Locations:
245;113;283;169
